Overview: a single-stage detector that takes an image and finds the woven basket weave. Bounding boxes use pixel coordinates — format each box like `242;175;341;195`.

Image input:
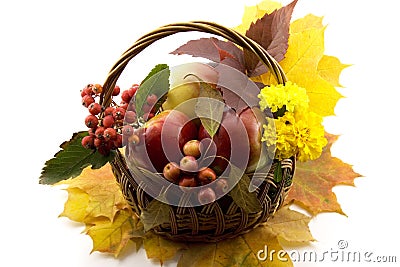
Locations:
100;21;295;242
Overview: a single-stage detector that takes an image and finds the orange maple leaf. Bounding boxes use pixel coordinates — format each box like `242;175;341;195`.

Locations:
286;133;361;215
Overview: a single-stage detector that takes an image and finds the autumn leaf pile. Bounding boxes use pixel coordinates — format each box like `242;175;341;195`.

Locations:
47;0;360;266
58;134;358;265
57;165;143;256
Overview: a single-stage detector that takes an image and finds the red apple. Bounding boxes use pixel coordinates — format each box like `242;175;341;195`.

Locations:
198;108;249;175
214;178;229;196
197;187;216;205
127;110;197;172
179;176;198;187
197;138;217;169
183;140;201;158
180;155;198;173
197;167;217;185
198;124;230;174
163;162;181;183
239;107;265;172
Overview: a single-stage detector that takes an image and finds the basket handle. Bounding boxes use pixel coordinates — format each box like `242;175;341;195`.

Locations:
100;21;287;107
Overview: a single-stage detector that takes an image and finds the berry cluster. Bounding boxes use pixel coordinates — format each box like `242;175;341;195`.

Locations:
162;139;229;204
80;83;140;155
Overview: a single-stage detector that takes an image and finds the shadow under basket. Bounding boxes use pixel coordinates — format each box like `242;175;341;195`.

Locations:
101;21;296;242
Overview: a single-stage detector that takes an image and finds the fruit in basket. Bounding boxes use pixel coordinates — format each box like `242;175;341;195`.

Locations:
128;109;197;172
183;140;201;158
197;167;217;185
180;155;199;173
214;178;229;195
239;107;265;172
197;106;264;173
197;187;216;205
198;125;230;175
162;62;218;115
198;108;244;174
163;162;181;183
178;176;197;187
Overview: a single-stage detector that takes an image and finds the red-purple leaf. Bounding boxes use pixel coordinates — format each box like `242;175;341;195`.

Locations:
245;0;298;77
214;64;260;113
170;37;245;72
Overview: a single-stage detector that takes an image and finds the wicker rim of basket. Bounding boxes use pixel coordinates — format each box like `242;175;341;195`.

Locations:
99;21;287;107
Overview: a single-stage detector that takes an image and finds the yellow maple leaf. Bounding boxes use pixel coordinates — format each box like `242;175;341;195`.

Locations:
178;226;293;267
59;187;90;222
234;0;282;34
290;14;324;32
255;14;344;117
318;55;350;87
264;205;315;243
58;164;129;222
86;209;142;257
57;164;144;257
143;232;188;265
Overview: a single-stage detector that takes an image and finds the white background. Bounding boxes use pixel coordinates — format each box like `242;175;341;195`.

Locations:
1;0;399;266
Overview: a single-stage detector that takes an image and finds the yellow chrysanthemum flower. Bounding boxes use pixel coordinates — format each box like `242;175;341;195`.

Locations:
259;81;327;161
262;113;297;160
292;111;327;161
262;111;327;161
258;81;309;113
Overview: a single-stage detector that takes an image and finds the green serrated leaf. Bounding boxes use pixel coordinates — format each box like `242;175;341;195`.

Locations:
228;165;262;213
140;199;171;232
135;64;170;118
39;131;115;185
274;161;283;183
195;80;225;137
141;64;168;84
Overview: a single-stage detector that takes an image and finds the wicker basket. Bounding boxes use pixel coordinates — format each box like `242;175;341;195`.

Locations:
100;21;295;242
